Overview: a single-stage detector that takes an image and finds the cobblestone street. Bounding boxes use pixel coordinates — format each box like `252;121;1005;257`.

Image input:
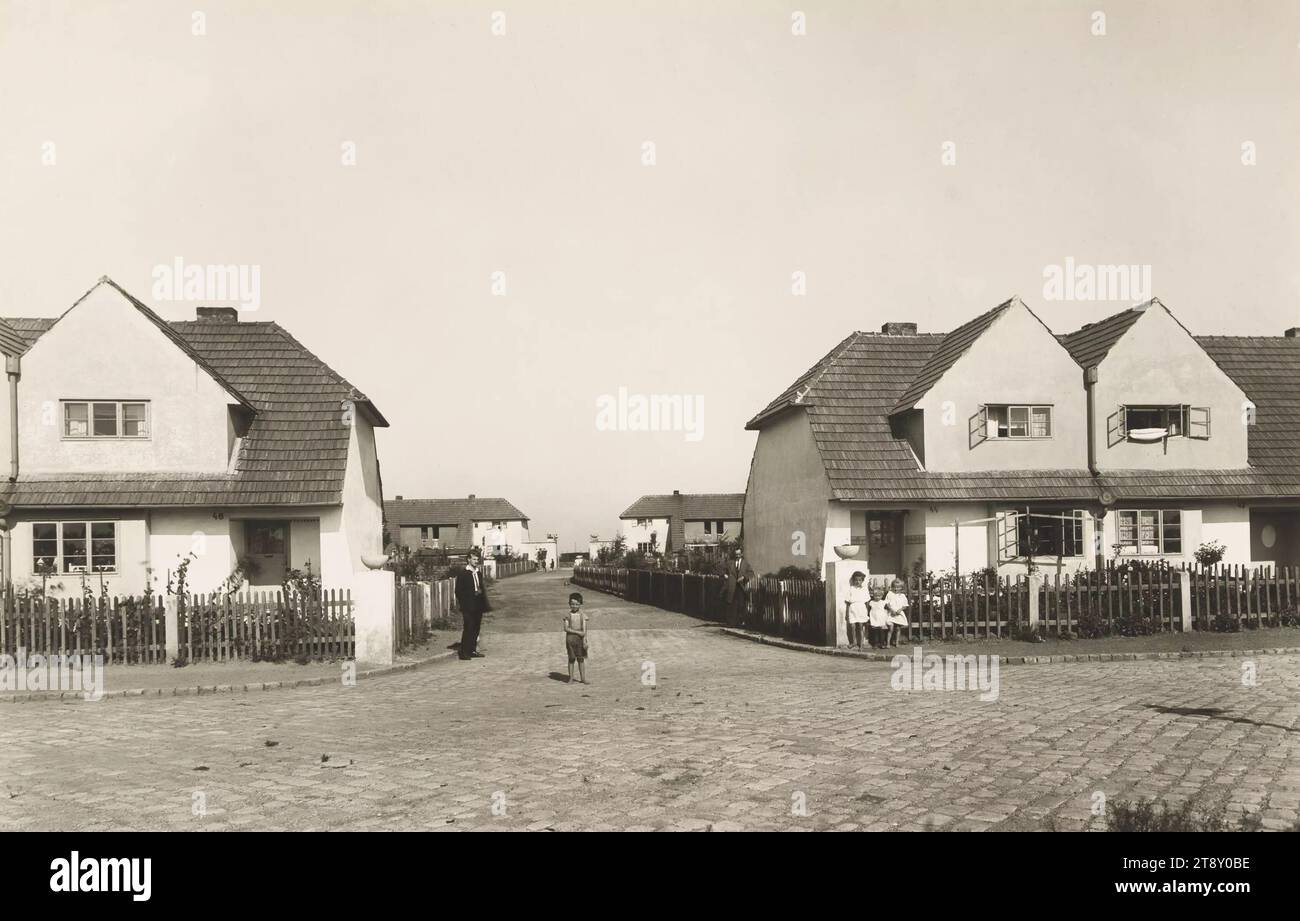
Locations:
2;572;1298;831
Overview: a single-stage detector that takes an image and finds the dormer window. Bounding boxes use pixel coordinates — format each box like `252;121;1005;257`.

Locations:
62;401;150;439
1108;405;1210;444
972;404;1052;443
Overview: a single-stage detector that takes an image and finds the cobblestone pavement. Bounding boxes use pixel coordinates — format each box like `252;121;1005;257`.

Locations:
2;571;1298;831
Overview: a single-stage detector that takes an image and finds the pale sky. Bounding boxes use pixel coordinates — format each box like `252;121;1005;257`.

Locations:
2;0;1297;549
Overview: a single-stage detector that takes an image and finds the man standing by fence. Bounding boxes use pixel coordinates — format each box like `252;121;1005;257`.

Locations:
455;549;489;659
723;547;754;626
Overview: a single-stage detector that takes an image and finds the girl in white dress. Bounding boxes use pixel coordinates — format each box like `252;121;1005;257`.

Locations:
866;584;892;649
843;570;869;649
885;577;911;648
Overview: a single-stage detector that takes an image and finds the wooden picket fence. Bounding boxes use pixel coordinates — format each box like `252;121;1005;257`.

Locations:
0;591;167;663
180;590;354;663
887;563;1185;640
394;577;457;651
493;560;536;580
1181;563;1300;630
571;565;828;645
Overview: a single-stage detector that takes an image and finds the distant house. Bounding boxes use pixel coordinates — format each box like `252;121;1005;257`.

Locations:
0;277;388;596
743;297;1300;580
618;491;745;555
385;495;529;556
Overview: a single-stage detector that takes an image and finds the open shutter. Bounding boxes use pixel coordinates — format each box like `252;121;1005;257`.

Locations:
1070;509;1086;557
996;511;1018;560
1106;405;1127;447
1188;406;1211;440
968;405;988;449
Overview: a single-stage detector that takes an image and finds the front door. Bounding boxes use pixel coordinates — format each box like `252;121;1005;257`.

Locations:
863;513;903;577
245;521;289;587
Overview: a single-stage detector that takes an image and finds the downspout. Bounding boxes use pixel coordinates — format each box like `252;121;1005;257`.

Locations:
1084;365;1099;477
1084;365;1107;571
1;354;18;587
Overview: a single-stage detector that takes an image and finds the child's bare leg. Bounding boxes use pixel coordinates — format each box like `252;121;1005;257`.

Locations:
578;659;587;683
567;659;574;682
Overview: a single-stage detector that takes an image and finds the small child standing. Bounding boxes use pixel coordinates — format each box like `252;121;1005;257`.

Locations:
563;592;589;684
843;570;869;649
885;577;910;648
866;584;892;649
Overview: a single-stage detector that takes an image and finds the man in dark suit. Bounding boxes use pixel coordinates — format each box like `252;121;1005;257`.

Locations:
455;549;489;660
722;548;755;626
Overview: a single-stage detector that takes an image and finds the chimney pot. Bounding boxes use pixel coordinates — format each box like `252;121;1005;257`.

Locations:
1286;327;1300;338
673;489;680;495
881;322;918;335
395;495;403;500
196;306;239;323
468;493;476;500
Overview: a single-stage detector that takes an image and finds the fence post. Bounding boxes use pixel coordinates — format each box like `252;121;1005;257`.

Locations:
1176;569;1193;632
1027;572;1043;632
164;596;179;662
352;569;396;666
823;559;854;647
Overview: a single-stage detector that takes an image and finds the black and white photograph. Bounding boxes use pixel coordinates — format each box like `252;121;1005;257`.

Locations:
0;0;1297;894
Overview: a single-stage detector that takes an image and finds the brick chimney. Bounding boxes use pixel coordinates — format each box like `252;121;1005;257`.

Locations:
468;493;476;500
1286;327;1300;338
395;495;403;500
672;489;680;495
196;306;239;322
881;322;918;335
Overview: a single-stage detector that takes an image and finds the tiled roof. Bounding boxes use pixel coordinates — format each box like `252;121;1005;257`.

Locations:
0;318;29;358
891;299;1013;413
747;317;1300;502
1057;303;1148;368
385;497;528;551
0;289;386;508
619;493;745;550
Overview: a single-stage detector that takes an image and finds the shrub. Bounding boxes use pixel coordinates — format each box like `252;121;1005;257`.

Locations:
1107;797;1262;833
766;565;821;581
1074;607;1107;639
1212;612;1240;633
1194;540;1227;567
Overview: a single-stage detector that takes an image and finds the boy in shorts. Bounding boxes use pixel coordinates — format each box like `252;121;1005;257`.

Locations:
563;592;589;684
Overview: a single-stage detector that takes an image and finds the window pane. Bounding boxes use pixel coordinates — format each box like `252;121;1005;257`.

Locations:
65;403;89;437
1030;407;1052;437
92;403;118;436
1138;511;1159;553
122;402;148;436
1117;511;1137;547
1008;406;1028;437
33;523;58;570
62;522;87;571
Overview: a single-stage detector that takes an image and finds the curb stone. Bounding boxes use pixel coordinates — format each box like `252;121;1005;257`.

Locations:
0;649;458;704
718;627;1300;666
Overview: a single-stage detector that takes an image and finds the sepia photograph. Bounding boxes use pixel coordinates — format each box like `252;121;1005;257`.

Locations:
1;0;1297;898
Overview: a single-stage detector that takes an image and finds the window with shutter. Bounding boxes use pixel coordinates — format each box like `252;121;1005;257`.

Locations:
996;511;1018;560
1188;406;1211;439
969;405;988;449
1107;406;1127;447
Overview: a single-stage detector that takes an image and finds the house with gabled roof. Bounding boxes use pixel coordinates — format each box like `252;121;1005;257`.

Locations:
385;495;530;557
619;491;745;555
0;277;388;596
744;296;1300;580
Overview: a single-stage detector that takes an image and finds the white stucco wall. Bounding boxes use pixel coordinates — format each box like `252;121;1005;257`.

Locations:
743;409;832;575
17;284;237;474
619;517;669;551
338;413;384;574
472;518;529;554
916;302;1089;473
1094;304;1250;470
682;519;741;543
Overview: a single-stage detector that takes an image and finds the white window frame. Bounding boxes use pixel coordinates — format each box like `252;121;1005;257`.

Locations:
1115;509;1183;555
982;404;1054;440
61;400;151;440
996;509;1085;560
32;520;119;574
